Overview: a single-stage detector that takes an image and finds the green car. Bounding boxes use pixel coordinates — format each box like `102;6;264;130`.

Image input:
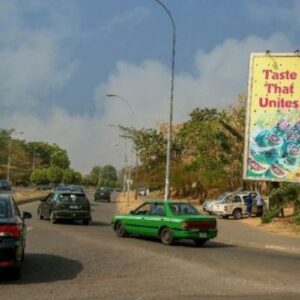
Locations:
112;201;218;246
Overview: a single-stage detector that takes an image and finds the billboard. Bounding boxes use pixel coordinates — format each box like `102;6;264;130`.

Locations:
244;53;300;182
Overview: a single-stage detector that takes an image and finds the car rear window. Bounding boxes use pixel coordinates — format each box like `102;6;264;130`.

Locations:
57;194;88;204
0;198;10;218
170;203;200;215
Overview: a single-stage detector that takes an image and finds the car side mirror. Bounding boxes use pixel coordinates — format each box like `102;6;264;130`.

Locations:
23;211;32;219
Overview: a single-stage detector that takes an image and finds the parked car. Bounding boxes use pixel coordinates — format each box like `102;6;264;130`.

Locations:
94;187;112;202
0;194;32;279
0;180;11;191
212;191;259;219
38;191;91;225
137;187;149;196
112;201;218;246
203;192;231;214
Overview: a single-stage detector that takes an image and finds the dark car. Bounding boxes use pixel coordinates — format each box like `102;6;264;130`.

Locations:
94;187;112;202
0;194;32;279
38;191;91;225
0;180;11;191
55;185;85;194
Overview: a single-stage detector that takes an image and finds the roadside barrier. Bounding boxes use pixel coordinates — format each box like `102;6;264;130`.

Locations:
14;191;50;206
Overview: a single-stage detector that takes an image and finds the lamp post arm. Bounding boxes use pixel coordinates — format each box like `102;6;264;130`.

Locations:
106;94;136;118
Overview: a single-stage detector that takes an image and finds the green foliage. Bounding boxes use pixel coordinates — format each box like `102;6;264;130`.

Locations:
63;168;75;184
99;165;118;187
269;183;300;214
261;205;281;224
1;130;73;184
30;169;49;185
51;149;70;169
73;171;82;185
47;166;63;184
86;165;118;187
290;215;300;225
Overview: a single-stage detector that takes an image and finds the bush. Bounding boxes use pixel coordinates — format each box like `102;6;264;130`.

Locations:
261;206;281;224
290;215;300;225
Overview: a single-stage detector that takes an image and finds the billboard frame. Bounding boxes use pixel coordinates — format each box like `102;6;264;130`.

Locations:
243;52;300;183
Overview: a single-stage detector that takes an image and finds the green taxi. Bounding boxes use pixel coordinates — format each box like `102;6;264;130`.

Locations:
112;201;218;246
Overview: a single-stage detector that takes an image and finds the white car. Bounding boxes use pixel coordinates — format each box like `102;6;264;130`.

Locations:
213;191;259;219
203;193;232;214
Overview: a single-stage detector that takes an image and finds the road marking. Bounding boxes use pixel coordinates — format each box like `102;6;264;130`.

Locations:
27;226;33;232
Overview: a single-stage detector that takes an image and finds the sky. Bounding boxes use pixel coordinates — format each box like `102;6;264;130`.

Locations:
1;0;300;173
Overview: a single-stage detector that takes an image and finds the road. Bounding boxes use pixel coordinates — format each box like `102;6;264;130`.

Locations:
1;192;300;300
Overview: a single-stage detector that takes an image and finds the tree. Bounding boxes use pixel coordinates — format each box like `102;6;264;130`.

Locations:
51;149;70;169
47;166;63;184
63;168;75;184
270;183;300;216
30;169;49;185
73;172;82;185
89;166;102;186
99;165;118;187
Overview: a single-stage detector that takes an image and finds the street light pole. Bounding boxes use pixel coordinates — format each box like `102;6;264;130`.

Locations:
152;0;176;201
106;94;138;201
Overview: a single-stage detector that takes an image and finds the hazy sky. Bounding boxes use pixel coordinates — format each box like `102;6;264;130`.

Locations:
1;0;300;173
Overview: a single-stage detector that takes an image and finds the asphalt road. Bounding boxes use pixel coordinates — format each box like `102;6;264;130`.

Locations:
1;192;300;300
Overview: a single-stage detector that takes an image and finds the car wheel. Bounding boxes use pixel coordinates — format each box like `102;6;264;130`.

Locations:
82;219;89;226
116;222;127;237
160;228;174;246
233;208;242;220
50;212;56;224
194;239;208;247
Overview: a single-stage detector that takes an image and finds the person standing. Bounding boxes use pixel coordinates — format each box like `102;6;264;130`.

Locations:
246;193;253;217
255;193;263;217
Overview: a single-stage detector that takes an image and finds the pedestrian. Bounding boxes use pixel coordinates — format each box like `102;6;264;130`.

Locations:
245;193;253;217
255;193;263;217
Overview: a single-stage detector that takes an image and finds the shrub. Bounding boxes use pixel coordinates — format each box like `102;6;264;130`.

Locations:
261;206;281;224
290;215;300;225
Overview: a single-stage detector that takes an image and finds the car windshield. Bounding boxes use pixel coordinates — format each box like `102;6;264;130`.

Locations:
170;203;200;215
217;193;229;201
0;198;10;218
56;194;88;204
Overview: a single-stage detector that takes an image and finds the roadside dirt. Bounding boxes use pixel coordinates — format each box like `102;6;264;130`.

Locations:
116;192;143;213
239;214;300;238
